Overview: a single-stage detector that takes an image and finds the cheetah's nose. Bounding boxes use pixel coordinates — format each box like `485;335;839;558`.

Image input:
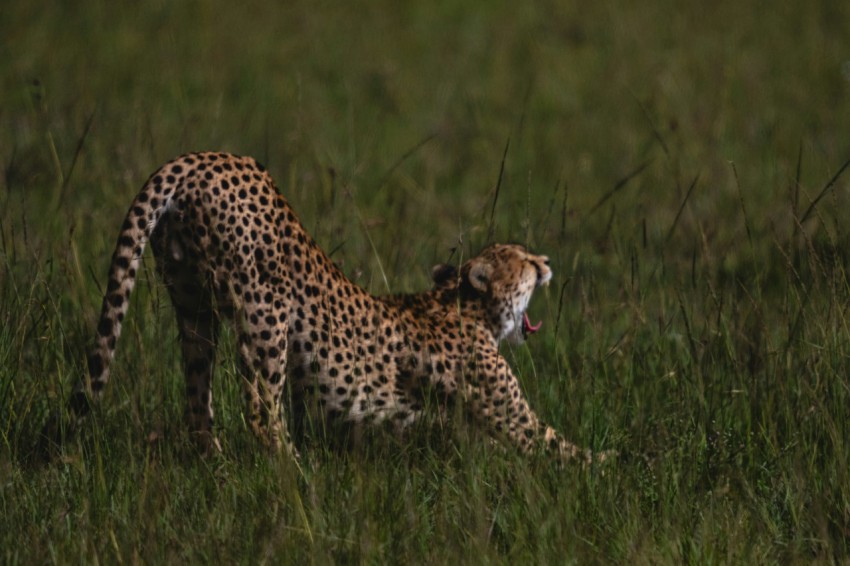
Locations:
537;263;552;286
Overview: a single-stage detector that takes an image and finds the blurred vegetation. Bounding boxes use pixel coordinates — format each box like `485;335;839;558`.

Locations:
2;0;849;562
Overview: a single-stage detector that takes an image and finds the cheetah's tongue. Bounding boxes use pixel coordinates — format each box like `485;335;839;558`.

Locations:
523;312;543;335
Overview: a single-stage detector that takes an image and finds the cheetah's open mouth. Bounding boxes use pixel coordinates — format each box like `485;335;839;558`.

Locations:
522;312;543;337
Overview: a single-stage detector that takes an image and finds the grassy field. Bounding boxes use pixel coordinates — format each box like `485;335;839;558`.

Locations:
2;0;850;562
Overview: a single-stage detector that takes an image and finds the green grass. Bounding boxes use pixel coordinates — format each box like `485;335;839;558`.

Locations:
2;0;850;562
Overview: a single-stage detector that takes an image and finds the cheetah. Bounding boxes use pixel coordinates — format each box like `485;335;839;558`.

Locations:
69;151;605;465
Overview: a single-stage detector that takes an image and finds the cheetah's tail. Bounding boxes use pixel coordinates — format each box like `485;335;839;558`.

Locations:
68;160;183;419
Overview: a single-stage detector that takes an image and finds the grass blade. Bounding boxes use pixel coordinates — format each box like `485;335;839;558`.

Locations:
799;156;850;224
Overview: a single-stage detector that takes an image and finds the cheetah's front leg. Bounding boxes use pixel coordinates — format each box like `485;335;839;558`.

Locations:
467;356;601;466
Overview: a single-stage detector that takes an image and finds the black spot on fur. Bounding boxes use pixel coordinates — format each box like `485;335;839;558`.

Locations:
97;317;113;337
87;353;104;377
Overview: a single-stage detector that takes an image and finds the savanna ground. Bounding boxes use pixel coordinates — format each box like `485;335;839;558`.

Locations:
2;1;850;562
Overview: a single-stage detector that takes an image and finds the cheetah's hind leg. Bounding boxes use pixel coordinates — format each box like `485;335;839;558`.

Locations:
236;282;297;458
153;225;223;455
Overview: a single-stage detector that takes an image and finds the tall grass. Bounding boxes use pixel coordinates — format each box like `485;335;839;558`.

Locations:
2;0;849;562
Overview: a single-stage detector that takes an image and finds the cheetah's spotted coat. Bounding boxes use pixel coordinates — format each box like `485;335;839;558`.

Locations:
72;151;599;464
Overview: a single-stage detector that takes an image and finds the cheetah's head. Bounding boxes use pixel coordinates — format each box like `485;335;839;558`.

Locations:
437;244;551;344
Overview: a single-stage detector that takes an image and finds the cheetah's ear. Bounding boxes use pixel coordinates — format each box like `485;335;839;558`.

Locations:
431;263;457;287
466;258;493;293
